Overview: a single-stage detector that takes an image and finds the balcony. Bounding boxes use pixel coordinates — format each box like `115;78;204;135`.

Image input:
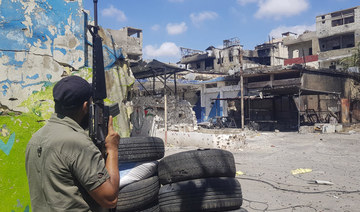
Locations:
284;55;318;66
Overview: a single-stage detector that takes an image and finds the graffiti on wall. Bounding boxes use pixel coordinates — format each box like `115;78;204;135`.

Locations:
0;0;85;112
0;0;85;211
0;1;136;211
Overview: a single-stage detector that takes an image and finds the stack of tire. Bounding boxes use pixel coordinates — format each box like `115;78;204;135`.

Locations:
158;149;245;212
116;137;165;212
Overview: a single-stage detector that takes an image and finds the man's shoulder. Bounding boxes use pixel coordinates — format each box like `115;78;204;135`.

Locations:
28;118;93;153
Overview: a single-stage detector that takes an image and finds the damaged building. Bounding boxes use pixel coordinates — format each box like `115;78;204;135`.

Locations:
136;5;360;132
284;6;360;70
180;37;288;74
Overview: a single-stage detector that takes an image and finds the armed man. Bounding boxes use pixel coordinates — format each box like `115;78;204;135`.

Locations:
25;75;120;211
25;0;121;210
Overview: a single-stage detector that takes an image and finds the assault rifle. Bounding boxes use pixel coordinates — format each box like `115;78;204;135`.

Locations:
88;0;120;154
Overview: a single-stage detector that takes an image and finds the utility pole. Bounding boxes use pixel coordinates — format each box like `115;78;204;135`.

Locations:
164;68;168;144
240;51;244;129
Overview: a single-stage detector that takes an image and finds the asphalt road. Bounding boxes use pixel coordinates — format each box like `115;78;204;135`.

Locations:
164;131;360;212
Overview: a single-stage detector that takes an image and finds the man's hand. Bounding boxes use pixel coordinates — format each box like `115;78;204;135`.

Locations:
89;116;120;208
105;115;120;154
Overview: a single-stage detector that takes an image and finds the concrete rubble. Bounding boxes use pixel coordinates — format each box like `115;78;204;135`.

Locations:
130;96;198;135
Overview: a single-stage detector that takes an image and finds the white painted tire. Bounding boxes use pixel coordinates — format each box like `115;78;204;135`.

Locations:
119;161;158;189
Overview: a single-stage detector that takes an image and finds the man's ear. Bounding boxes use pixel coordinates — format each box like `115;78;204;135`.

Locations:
82;101;89;113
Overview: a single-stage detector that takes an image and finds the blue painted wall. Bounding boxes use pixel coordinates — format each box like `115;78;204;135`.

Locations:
0;1;85;211
0;0;85;101
207;93;221;120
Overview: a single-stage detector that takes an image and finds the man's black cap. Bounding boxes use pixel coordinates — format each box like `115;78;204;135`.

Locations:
53;76;92;109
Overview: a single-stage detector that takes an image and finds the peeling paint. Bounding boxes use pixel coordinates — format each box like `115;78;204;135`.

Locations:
26;74;39;80
15;51;26;63
48;25;57;36
1;0;85;110
0;1;134;211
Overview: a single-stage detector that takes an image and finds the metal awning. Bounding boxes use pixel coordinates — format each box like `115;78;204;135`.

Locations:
131;60;188;96
261;85;341;96
132;60;186;79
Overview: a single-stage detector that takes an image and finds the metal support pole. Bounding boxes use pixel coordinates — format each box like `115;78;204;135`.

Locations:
298;89;301;133
174;72;177;99
164;68;168;144
153;74;156;95
240;55;244;129
248;95;251;122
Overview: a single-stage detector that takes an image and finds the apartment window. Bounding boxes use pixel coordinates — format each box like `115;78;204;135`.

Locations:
196;63;201;69
309;48;313;55
345;16;354;24
319;33;355;52
331;9;354;27
343;34;355;48
229;55;233;62
332;19;343;27
206;83;217;88
225;81;238;86
205;58;214;69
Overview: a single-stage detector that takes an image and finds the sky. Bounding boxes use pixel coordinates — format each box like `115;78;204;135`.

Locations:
83;0;358;63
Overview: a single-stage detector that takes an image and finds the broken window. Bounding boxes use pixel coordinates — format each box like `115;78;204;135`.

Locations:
319;33;355;52
331;8;354;27
309;48;313;56
229;55;233;62
205;58;214;70
206;83;217;88
342;34;355;48
332;19;343;27
248;75;270;83
258;49;270;57
229;52;234;62
225;81;238;86
344;16;354;24
127;28;142;38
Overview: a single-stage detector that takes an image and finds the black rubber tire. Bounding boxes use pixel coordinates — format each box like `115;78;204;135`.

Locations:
158;149;236;185
137;201;160;212
227;207;248;212
118;137;164;162
116;176;160;212
159;177;242;212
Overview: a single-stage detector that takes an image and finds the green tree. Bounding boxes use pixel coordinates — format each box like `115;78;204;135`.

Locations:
340;42;360;70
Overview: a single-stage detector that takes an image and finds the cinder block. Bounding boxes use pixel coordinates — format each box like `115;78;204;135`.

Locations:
322;124;335;133
335;124;343;132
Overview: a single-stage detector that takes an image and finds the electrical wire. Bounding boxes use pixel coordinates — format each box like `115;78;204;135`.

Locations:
242;197;318;212
236;176;360;194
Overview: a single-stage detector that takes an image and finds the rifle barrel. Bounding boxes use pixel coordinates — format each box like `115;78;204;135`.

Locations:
94;0;98;27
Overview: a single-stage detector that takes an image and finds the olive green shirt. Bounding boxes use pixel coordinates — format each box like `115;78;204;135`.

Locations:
25;113;110;212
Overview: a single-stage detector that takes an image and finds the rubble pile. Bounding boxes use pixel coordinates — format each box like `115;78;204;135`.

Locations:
131;96;198;136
